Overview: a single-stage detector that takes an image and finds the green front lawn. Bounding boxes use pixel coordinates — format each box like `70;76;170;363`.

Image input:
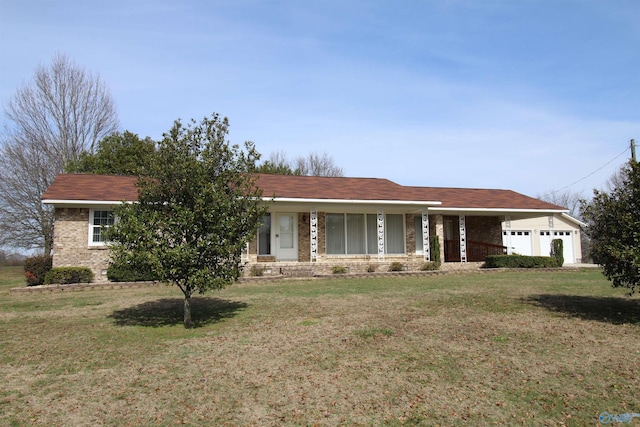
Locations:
0;267;638;426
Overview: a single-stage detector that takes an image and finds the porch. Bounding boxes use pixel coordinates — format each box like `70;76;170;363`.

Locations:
444;240;507;263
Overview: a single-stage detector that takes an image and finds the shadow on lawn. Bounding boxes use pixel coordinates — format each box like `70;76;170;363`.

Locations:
108;297;247;328
525;294;640;325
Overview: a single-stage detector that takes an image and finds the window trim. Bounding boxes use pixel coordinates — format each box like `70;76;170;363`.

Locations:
88;209;115;247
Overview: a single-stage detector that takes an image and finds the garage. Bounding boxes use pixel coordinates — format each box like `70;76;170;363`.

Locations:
540;231;574;264
502;230;533;256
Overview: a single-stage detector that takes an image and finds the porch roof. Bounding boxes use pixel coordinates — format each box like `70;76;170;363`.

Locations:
256;174;565;211
42;173;567;213
405;186;566;211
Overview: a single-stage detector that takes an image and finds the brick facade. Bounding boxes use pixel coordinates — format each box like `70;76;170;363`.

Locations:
50;207;505;281
466;216;503;246
298;212;311;262
443;215;502;245
52;208;110;281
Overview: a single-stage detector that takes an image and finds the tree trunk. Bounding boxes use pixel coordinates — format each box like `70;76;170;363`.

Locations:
183;295;192;329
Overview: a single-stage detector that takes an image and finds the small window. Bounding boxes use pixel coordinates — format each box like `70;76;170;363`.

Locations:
89;210;114;245
415;216;424;253
258;214;271;255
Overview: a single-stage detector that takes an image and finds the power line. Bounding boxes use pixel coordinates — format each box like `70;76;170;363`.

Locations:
549;145;629;195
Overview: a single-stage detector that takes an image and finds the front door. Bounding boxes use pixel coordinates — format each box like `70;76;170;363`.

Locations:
276;213;297;260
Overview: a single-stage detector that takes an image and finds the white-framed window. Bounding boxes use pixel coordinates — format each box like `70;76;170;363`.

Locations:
326;213;405;255
89;210;115;245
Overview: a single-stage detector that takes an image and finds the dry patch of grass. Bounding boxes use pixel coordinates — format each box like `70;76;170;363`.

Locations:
0;268;639;426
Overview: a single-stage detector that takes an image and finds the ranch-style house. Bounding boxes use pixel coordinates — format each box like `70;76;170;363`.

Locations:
42;173;584;280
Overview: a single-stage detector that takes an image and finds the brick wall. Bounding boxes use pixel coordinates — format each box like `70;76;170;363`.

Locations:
466;216;503;246
442;215;502;245
52;208;110;282
298;212;310;262
405;214;438;258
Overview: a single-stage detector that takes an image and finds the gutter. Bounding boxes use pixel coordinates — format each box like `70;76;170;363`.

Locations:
263;197;442;206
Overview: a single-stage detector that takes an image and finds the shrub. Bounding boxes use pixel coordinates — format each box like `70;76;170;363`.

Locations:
388;262;405;272
332;266;347;274
420;261;441;271
429;236;441;264
23;255;52;286
552;239;564;266
485;255;559;268
366;264;377;273
249;264;265;277
44;267;94;285
107;259;159;282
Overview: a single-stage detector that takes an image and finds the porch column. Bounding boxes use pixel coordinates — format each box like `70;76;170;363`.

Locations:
377;210;385;261
310;208;318;262
547;215;554;256
242;242;250;263
422;209;430;262
459;215;467;263
505;215;512;255
434;214;445;262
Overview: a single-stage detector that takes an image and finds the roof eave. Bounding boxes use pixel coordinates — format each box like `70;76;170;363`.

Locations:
264;197;442;206
42;199;132;206
561;212;587;227
430;207;570;214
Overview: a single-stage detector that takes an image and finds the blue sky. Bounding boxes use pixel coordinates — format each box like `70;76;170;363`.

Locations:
1;0;638;197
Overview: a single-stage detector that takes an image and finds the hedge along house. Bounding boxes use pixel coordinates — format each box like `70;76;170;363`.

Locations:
42;173;584;281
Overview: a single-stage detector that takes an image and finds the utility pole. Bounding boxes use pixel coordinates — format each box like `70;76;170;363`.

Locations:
632;139;637;162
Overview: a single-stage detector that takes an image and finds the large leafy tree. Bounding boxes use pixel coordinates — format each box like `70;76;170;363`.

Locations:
106;114;268;327
581;160;640;295
66;131;156;176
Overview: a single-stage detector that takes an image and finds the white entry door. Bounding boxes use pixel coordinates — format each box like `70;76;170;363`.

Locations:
276;213;297;260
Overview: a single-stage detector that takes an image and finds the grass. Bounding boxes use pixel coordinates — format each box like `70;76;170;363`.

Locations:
1;266;639;426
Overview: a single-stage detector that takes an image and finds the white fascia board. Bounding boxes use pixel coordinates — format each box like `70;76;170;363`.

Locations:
263;197;442;206
42;199;131;206
430;207;569;214
562;212;587;227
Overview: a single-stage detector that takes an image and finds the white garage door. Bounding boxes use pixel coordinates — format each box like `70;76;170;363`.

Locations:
502;230;533;256
540;231;574;264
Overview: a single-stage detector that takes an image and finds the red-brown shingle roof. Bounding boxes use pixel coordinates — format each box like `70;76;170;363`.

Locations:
255;174;420;201
42;174;140;202
42;173;567;211
405;186;565;210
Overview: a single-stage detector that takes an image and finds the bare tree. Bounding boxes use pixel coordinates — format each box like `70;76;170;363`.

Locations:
267;150;290;170
537;189;584;220
606;167;627;193
294;152;344;177
256;151;344;177
0;53;119;254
